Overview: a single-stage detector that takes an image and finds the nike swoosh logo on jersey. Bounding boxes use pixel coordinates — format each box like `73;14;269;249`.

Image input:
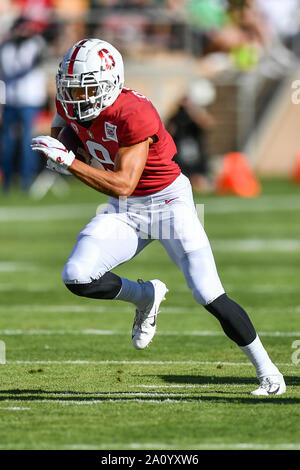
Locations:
150;317;156;327
165;197;178;204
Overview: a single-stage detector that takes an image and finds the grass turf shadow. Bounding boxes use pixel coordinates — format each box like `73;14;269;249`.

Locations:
0;381;300;405
146;375;300;386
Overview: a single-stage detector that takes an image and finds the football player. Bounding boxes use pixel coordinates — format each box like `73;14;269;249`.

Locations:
32;38;285;396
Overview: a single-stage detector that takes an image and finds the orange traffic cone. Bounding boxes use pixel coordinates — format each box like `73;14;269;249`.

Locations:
291;150;300;183
215;152;261;197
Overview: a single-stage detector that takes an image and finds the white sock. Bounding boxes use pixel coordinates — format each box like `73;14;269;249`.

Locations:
240;335;280;378
114;278;154;311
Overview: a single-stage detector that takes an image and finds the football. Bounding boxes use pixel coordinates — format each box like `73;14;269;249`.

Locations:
57;126;105;170
57;126;85;162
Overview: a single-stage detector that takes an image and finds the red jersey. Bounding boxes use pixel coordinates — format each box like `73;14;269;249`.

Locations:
56;88;181;196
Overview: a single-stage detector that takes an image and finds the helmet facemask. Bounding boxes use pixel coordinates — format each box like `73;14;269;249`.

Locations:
56;72;118;122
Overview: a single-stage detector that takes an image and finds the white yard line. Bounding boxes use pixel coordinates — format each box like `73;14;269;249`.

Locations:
0;285;48;292
131;385;210;389
0;442;298;450
204;194;300;214
185;443;300;450
0;305;108;313
0;328;299;337
1;194;300;222
211;239;300;252
0;407;30;411
74;442;300;450
0;262;37;272
0;204;95;222
0;398;195;405
65;442;297;450
6;360;297;367
50;392;199;397
0;329;119;335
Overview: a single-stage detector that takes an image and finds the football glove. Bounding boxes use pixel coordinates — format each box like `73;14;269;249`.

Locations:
31;135;75;170
46;158;72;176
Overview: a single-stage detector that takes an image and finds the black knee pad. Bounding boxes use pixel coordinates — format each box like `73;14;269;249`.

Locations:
65;272;122;300
205;293;256;346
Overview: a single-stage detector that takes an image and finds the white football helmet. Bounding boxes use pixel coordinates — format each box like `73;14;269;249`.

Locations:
56;38;124;122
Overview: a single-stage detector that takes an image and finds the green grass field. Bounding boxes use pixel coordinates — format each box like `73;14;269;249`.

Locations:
0;177;300;450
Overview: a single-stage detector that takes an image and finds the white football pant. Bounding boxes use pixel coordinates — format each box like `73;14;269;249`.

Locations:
62;174;225;305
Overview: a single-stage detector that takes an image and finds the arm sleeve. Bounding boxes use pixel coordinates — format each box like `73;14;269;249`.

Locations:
119;102;160;147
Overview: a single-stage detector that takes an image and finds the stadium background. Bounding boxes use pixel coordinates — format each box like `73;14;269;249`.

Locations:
0;0;300;452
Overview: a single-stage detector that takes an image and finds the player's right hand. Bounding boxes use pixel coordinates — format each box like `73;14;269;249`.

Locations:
46;158;72;176
31;135;75;170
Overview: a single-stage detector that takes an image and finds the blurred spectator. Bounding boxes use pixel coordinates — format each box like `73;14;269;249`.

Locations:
53;0;89;16
202;0;268;56
13;0;53;30
90;0;152;7
185;0;228;56
52;0;89;55
90;0;151;56
97;12;149;56
255;0;300;64
0;1;20;43
186;0;227;30
0;16;47;193
255;0;300;41
166;79;216;194
165;0;186;13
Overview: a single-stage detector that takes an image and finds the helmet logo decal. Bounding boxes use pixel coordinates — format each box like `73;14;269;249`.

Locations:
99;49;115;70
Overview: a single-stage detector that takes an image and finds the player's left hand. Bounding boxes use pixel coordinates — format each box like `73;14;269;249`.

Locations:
31;135;75;170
